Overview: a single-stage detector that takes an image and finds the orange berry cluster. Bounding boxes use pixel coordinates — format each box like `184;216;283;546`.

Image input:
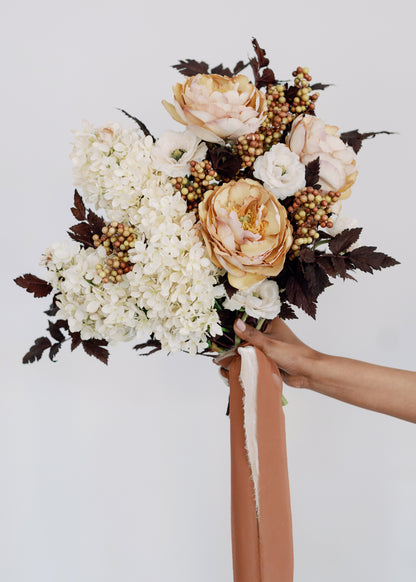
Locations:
171;160;219;215
234;132;265;169
260;84;294;150
287;187;341;255
92;222;137;284
290;66;319;115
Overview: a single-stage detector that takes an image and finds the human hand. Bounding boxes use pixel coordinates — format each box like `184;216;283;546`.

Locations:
215;317;320;389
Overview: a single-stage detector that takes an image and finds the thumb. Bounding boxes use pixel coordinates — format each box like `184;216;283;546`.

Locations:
234;319;272;354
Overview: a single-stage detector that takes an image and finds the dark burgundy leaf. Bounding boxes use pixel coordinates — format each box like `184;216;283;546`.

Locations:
70;331;82;351
207;145;242;180
339;129;396;154
233;60;249;75
279;302;297;320
299;247;316;264
251;38;270;68
22;336;52;364
211;64;233;77
133;338;162;356
49;342;62;362
172;59;210;76
347;246;400;273
224;279;238;299
68;222;94;248
118;108;155;142
82;339;109;364
87;209;105;235
14;274;53;298
305;157;320;188
303;262;332;299
71;190;86;221
317;255;349;279
44;295;59;316
48;320;66;343
285;274;317;318
329;227;362;255
310;83;334;91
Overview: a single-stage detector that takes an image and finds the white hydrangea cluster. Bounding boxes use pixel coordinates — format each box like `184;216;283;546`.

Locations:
127;180;223;354
43;242;149;343
70;121;156;223
46;122;223;353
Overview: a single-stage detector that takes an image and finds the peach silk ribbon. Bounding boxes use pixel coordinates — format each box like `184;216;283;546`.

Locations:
228;347;293;582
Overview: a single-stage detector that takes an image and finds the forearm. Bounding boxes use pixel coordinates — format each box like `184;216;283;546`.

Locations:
307;353;416;423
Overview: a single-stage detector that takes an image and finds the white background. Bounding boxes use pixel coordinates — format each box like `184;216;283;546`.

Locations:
2;1;416;581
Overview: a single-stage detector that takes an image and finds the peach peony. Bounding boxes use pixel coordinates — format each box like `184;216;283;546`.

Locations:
286;115;358;199
198;179;292;289
162;74;267;144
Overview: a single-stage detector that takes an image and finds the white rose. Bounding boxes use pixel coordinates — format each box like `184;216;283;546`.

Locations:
151;129;207;177
253;144;306;199
223;280;281;319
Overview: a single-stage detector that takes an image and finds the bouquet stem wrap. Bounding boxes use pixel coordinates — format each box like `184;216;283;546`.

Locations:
229;346;293;582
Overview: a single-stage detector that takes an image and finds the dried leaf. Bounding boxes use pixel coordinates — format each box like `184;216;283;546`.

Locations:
71;190;86;221
118;108;155;141
87;209;105;235
310;83;334;91
339;129;396;154
251;38;270;68
233;60;249;75
49;342;62;362
279;302;297;320
133;339;162;356
47;320;65;343
22;337;52;364
305;157;320;188
82;339;109;364
211;64;233;77
299;247;316;263
347;246;400;273
207;144;242;180
70;331;82;352
44;295;59;317
329;227;362;255
172;59;210;76
68;222;94;248
14;274;53;298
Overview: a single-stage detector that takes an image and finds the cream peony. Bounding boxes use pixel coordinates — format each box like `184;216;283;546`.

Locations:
253;144;305;199
162;74;267;144
198;178;292;290
151;129;207;178
223;280;281;319
286;115;357;199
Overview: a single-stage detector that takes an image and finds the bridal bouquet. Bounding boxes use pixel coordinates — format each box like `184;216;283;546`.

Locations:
15;39;397;365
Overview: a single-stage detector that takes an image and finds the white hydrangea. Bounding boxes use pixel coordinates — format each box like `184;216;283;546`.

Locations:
44;244;149;343
127;180;222;354
48;121;223;353
223;280;281;319
70;121;157;223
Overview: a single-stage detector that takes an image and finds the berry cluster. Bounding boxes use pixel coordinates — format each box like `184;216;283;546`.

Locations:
290;67;318;115
93;222;137;283
234;68;319;169
287;187;341;255
171;160;219;215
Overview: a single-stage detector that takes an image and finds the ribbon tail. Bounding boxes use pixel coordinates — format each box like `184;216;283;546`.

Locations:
229;346;294;582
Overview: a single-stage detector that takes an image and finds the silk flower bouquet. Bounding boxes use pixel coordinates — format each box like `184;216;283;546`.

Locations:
15;39;398;582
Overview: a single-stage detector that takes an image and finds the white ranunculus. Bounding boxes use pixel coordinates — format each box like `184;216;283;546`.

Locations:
253;144;305;199
223;279;281;319
151;129;207;178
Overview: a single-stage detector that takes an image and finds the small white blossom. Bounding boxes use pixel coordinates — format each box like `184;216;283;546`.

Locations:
151;130;207;177
253;143;305;199
223;280;281;320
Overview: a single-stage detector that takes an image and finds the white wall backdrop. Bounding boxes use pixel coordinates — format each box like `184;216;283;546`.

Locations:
2;1;416;581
